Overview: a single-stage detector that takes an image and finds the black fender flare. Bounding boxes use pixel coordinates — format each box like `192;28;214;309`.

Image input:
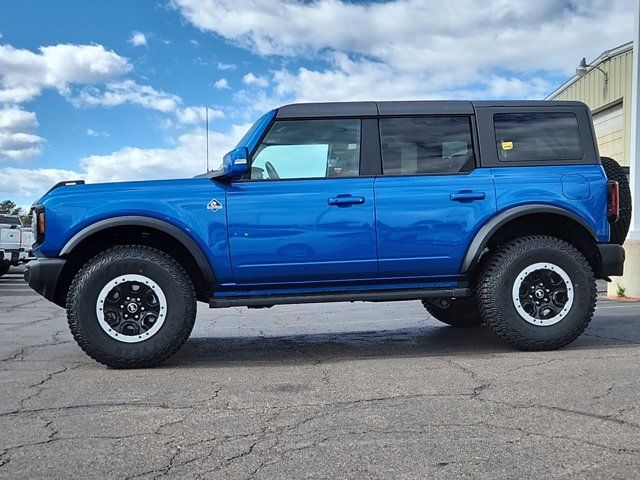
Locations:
59;216;216;286
460;205;598;273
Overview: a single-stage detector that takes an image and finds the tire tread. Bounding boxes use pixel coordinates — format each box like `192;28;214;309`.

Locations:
476;235;596;351
66;245;196;368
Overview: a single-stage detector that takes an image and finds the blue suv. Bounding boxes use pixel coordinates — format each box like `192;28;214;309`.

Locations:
25;101;627;368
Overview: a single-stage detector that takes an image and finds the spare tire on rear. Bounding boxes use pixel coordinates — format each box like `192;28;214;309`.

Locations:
601;156;632;245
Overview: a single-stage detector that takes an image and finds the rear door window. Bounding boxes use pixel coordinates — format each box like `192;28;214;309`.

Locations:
494;113;583;162
379;117;475;175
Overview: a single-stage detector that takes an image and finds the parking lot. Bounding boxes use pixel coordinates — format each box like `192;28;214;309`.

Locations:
0;266;639;479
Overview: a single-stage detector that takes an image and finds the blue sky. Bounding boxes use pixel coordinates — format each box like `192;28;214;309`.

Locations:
0;0;635;206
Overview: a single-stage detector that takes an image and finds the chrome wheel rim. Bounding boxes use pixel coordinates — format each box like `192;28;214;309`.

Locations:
96;274;167;343
512;262;574;327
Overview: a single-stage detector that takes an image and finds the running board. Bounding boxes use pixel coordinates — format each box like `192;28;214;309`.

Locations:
209;288;471;308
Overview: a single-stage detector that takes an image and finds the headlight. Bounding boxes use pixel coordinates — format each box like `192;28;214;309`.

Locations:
32;204;45;244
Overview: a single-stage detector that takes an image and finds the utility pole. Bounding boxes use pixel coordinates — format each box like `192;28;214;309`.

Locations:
630;0;640;238
206;107;209;172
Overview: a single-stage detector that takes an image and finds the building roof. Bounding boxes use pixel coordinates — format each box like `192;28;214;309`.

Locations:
275;100;585;118
545;41;633;99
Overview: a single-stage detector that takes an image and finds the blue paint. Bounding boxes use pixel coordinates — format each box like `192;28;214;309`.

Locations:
33;107;614;300
491;165;608;242
226;178;377;283
375;169;497;276
35;178;235;284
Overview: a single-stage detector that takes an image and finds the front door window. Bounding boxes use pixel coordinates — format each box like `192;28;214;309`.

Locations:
250;119;361;180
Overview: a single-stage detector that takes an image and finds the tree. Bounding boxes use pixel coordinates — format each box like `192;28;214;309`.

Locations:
0;200;24;215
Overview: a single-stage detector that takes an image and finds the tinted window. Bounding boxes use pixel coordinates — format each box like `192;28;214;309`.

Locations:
251;119;361;180
494;113;583;162
0;215;21;226
380;117;475;175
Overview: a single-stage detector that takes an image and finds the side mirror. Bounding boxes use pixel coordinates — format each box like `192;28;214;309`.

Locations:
222;146;249;179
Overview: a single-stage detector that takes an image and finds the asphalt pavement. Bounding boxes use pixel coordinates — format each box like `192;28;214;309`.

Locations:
1;265;639;479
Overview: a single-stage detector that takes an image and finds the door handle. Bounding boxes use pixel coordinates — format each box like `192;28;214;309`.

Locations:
450;191;486;202
327;195;365;206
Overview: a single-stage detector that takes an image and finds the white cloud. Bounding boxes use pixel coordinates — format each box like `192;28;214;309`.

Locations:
128;31;148;47
85;128;110;138
0;43;131;103
0;122;252;201
242;72;269;88
213;78;230;89
0;167;81;199
77;126;243;183
176;106;224;125
72;79;181;112
0;106;44;161
217;62;236;71
173;0;634;101
190;39;200;46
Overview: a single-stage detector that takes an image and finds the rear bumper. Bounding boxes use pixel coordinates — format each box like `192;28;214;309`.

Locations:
597;243;625;278
1;249;20;264
24;258;66;302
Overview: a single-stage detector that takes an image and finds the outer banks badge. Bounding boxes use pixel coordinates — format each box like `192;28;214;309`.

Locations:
207;198;223;212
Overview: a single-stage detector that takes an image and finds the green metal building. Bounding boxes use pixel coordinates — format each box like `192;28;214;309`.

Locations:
546;42;633;168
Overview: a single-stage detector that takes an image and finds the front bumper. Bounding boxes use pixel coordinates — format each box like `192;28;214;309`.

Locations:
597;243;625;278
24;258;66;302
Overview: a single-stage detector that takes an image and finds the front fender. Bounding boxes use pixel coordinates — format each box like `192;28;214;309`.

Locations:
59;215;216;286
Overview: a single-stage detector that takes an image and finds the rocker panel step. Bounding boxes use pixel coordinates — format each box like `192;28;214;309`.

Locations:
209;287;471;308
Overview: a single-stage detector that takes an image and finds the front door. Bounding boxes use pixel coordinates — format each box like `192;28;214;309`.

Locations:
374;116;497;278
226;118;377;284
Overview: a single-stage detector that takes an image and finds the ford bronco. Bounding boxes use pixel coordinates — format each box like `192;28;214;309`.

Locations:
25;101;628;368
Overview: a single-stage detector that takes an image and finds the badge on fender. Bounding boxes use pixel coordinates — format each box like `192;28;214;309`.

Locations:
207;198;223;211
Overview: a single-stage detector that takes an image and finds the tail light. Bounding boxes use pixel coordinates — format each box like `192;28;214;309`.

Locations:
607;180;619;223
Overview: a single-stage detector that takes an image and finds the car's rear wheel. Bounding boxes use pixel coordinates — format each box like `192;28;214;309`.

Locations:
601;156;631;245
67;245;196;368
476;236;596;350
421;298;482;327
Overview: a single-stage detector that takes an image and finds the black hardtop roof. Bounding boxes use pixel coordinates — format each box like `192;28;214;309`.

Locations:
275;100;587;119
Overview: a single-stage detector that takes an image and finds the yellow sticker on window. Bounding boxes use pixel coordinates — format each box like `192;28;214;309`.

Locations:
501;141;513;151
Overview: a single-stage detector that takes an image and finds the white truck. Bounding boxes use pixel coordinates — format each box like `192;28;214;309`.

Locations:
0;214;34;277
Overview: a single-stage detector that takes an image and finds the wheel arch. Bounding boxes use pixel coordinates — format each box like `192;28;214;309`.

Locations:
55;216;215;305
461;205;601;276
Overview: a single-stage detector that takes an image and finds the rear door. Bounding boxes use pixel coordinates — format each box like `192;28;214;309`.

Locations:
226;118;378;284
374;116;496;277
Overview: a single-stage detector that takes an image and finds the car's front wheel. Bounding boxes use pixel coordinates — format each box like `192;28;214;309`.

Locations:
67;245;196;368
476;236;596;351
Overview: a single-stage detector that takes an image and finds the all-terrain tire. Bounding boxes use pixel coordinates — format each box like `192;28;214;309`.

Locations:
601;156;631;245
422;298;483;327
67;245;196;368
476;236;596;351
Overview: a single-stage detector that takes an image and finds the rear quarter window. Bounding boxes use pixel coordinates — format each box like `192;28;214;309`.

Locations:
494;112;583;162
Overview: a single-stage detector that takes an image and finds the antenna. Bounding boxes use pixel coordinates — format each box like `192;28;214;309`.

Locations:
205;107;209;172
